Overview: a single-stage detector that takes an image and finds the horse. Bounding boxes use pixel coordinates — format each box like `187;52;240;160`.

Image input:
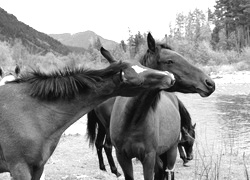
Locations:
109;32;215;180
0;65;20;85
86;96;196;176
0;47;175;180
177;99;196;166
86;32;213;179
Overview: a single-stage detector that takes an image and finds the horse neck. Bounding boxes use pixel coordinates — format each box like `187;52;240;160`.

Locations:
123;89;161;127
38;92;113;138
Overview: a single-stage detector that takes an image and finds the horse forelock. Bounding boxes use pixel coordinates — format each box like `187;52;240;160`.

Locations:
11;63;126;100
124;90;161;127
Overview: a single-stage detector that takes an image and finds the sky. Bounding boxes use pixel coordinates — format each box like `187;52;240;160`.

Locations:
0;0;216;43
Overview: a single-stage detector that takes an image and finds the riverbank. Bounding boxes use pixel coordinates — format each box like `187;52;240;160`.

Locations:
211;70;250;84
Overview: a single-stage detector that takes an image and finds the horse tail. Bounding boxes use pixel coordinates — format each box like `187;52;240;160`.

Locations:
177;97;192;130
86;110;98;147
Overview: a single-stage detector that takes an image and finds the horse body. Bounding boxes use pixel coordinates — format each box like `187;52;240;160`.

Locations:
0;83;116;174
110;91;180;180
0;47;175;180
111;92;180;155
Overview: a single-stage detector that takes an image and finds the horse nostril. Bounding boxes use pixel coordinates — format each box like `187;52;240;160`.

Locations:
205;79;214;89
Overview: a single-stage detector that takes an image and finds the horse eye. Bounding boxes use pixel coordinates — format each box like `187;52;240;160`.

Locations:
164;60;173;64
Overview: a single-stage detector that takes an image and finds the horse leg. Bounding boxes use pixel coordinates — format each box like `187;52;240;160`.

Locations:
154;155;165;180
31;166;44;180
142;152;156;180
103;131;121;177
95;124;106;171
115;150;133;180
9;162;32;180
178;144;188;165
161;145;178;180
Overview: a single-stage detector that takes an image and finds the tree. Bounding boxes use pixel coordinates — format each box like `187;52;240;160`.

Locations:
174;13;186;39
120;40;127;52
127;31;145;57
212;0;250;51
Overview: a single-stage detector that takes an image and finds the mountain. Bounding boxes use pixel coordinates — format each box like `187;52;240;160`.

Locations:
49;31;118;50
0;7;70;55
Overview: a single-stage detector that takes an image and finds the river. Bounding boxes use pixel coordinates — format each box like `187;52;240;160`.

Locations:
176;83;250;156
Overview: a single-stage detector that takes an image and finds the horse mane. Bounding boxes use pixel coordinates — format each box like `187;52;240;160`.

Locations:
124;90;161;127
139;42;173;68
177;97;193;130
10;62;126;100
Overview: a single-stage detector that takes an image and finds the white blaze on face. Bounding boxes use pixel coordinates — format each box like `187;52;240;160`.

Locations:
131;65;175;82
132;65;147;74
0;75;16;86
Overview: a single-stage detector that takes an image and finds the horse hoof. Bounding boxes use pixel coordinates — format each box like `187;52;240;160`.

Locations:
100;167;107;171
183;161;190;167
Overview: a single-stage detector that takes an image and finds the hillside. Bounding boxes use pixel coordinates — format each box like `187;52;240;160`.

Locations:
50;31;118;50
0;7;70;55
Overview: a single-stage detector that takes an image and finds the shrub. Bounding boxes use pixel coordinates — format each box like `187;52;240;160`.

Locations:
235;61;250;71
239;47;250;64
0;41;14;69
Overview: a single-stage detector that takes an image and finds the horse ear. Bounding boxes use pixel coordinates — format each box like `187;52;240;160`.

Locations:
15;64;20;75
193;123;196;129
0;67;3;77
100;47;116;64
147;32;156;52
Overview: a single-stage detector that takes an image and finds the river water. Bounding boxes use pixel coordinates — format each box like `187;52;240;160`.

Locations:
176;83;250;156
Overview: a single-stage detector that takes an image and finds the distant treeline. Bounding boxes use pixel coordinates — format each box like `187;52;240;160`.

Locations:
1;0;250;74
106;0;250;71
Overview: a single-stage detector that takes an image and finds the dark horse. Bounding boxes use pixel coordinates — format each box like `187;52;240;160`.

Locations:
87;96;196;176
178;99;196;166
88;33;215;180
0;47;175;180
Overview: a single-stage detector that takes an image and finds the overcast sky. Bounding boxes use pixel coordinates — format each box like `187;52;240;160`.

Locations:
0;0;216;42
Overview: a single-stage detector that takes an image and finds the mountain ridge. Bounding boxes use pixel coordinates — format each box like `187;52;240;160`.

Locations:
0;7;70;55
49;30;118;50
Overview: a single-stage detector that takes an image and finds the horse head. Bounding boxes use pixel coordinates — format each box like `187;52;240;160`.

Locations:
140;33;215;97
100;47;175;97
